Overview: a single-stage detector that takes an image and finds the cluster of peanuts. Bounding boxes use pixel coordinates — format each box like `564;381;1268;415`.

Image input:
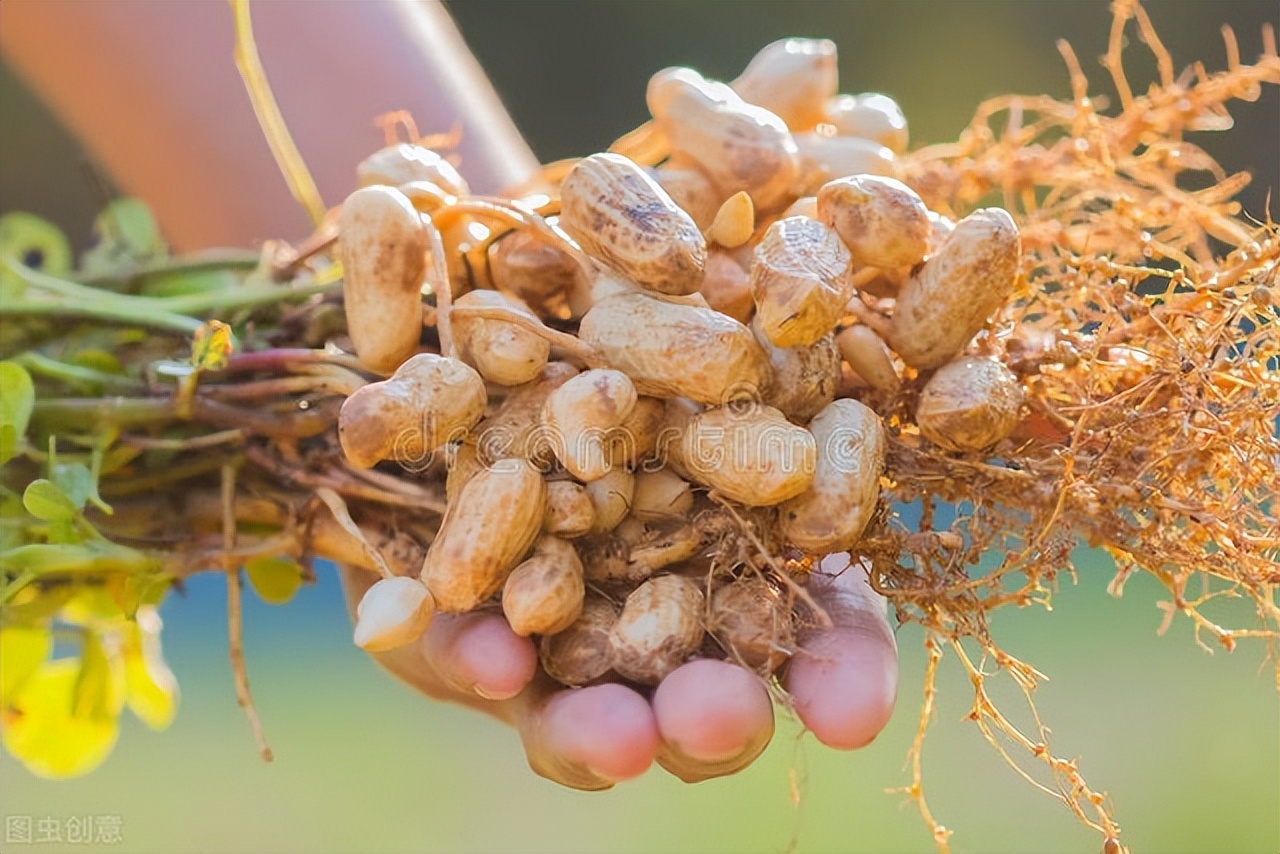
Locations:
335;39;1023;688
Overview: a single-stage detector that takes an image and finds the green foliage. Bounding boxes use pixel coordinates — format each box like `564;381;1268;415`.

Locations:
80;198;169;277
246;555;304;605
0;361;35;466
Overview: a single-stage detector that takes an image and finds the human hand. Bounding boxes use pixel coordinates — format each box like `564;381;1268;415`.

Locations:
339;556;897;790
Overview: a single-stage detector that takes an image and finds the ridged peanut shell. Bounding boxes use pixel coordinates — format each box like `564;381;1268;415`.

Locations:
559;153;707;296
731;38;838;132
502;536;586;637
539;594;619;686
357;143;468;196
543;480;596;538
708;577;794;672
822;93;909;154
610;574;706;685
452;290;551;386
541;368;637;482
888;208;1021;369
338;353;486;470
474;362;578;466
817;175;931;269
752;315;839;422
338;185;428;374
421;458;547;612
779;399;885;554
750;216;856;348
916;356;1024;452
680;404;816;506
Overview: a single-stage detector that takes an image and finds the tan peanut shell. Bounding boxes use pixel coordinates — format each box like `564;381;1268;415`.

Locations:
543;480;596;538
836;325;901;395
541;368;638;482
651;167;725;231
631;468;694;522
421;458;546;612
357;143;469;197
680;404;817;506
610;396;666;468
338;353;486;470
791;133;897;195
752;316;839;422
779;398;886;554
488;229;584;321
817;175;931;269
784;196;819;220
338;185;428;374
474;362;578;466
750;216;856;348
731;38;838;132
501;536;586;636
708;577;794;672
699;251;754;324
648;67;800;211
888;207;1021;369
578;291;771;405
623;521;703;578
445;440;485;504
559;153;707;296
452;290;551;386
585;468;635;534
577;534;637;583
916;356;1024;452
610;574;706;685
539;594;619;686
822;93;910;154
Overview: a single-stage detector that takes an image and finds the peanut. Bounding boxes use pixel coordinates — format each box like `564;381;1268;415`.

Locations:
559;153;707;296
835;324;901;395
731;38;838;132
338;185;428;374
680;403;817;506
779;398;886;554
578;291;771;405
474;361;578;466
915;356;1024;452
791;133;897;195
543;480;596;538
752;315;840;422
817;175;931;269
502;535;586;636
822;93;910;154
541;368;638;482
750;216;856;348
352;576;435;652
452;290;551;386
338;353;486;470
888;207;1021;369
585;468;635;534
648;67;800;211
650;166;725;231
610;574;706;685
357;143;469;196
704;191;756;249
708;577;794;672
421;458;546;612
631;468;695;522
699;250;754;324
488;229;587;321
445;439;485;504
539;594;619;686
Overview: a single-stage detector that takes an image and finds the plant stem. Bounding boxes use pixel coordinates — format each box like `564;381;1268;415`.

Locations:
14;352;148;393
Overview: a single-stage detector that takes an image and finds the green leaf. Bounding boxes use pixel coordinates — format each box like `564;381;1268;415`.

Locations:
52;463;94;511
73;631;119;720
69;349;125;376
0;211;72;272
123;609;178;731
22;479;78;522
245;555;303;605
81;198;168;276
0;361;35;466
140;267;238;298
3;658;120;779
0;625;52;707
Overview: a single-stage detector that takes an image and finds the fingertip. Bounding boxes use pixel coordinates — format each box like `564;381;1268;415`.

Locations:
784;627;897;750
429;613;538;701
653;659;774;764
542;684;660;782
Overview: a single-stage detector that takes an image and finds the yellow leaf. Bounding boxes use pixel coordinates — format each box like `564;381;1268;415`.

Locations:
1;626;52;707
123;609;178;731
190;319;234;371
3;659;119;779
245;555;303;605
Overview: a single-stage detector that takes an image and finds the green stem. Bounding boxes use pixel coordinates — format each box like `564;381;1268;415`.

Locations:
81;252;261;289
14;352;147;393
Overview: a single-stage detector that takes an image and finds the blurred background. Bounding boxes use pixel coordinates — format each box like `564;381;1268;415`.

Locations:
1;1;1277;852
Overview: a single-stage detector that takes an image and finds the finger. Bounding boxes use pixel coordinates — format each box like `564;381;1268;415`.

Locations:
422;611;539;702
783;555;898;750
516;680;660;791
652;658;774;783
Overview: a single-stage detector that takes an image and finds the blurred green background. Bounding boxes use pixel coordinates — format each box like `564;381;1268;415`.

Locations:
1;1;1277;852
